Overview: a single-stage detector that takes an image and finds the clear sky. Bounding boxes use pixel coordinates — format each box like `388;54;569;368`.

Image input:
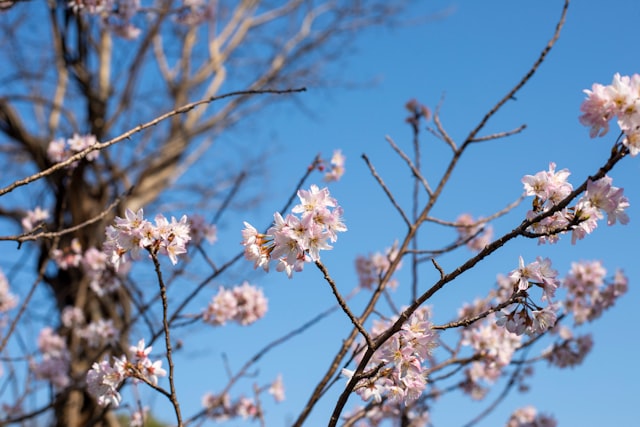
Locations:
4;1;639;426
163;1;640;426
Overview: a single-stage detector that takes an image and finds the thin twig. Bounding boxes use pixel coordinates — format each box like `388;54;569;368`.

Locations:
315;260;374;349
432;108;457;152
385;135;433;197
463;1;569;145
361;153;411;228
1;189;130;243
0;87;306;197
470;124;527;143
149;251;183;427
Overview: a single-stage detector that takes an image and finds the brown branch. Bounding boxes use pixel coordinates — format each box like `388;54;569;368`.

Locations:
0;189;128;243
315;261;374;349
362;153;411;228
0;87;306;198
385;135;433;197
463;0;569;145
470;124;527;143
149;251;183;427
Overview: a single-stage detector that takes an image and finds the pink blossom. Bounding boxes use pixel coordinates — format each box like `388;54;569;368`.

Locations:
79;319;120;348
345;307;438;406
52;238;83;269
355;242;401;290
33;328;71;388
563;260;627;324
543;334;593;368
580;73;640;156
463;317;522;366
579;82;615;137
86;357;125;407
203;282;268;326
268;374;286;402
323;149;346;182
46;134;99;166
104;208;191;270
241;185;346;277
21;206;49;232
0;269;17;314
130;407;149;427
506;406;557;427
189;214;218;244
234;397;259;420
530;306;558;334
455;213;494;252
61;306;85;328
175;0;215;26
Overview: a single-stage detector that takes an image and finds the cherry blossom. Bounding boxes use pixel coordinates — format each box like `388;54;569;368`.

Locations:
563;260;627;324
344;307;438;406
52;238;83;270
455;213;494;252
104;208;191;271
86;338;166;407
323;149;346;182
241;185;346;277
580;73;640;155
522;164;629;245
21;206;49;232
46;134;99;167
202;282;268;326
506;406;557;427
355;242;402;290
189;214;218;245
31;328;71;389
0;269;17;314
543;333;593;369
86;357;125;407
268;374;286;403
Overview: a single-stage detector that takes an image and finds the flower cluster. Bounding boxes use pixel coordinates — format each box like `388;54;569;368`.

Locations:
241;185;346;277
189;214;218;245
0;269;18;315
505;406;556;427
61;307;120;349
202;393;260;422
52;238;83;269
522;163;629;244
21;206;49;232
51;239;124;295
461;317;523;399
68;0;141;39
268;374;286;402
580;73;640;155
343;307;438;405
455;213;494;252
31;328;71;389
321;149;346;182
542;326;593;369
175;0;215;26
343;404;430;427
201;375;284;422
86;339;166;407
47;134;99;167
104;208;191;272
202;282;268;326
494;256;559;336
563;260;628;325
355;242;401;290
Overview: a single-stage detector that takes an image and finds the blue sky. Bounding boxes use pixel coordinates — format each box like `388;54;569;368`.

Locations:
170;1;640;426
3;1;639;426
